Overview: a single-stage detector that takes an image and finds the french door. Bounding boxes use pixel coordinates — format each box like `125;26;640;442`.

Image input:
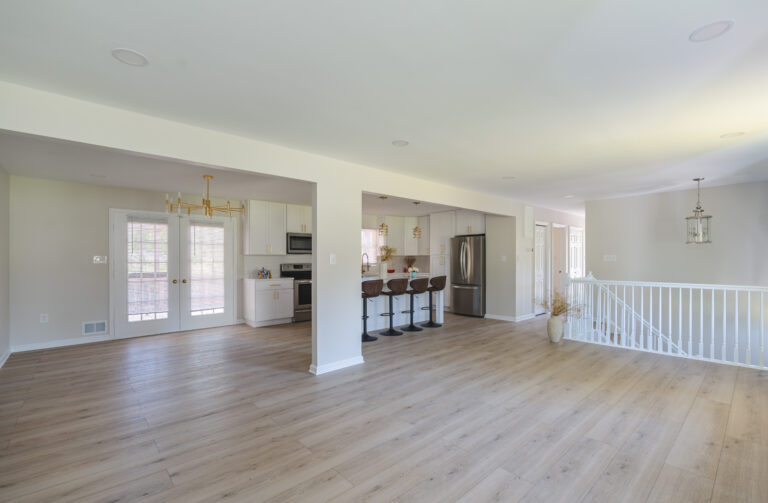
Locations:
110;210;236;339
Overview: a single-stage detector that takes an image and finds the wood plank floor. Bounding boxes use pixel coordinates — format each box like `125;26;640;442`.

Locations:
0;314;766;502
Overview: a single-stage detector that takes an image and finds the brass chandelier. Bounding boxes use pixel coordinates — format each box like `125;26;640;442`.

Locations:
166;175;244;217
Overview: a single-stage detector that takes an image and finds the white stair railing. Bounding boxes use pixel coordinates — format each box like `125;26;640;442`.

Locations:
566;274;768;369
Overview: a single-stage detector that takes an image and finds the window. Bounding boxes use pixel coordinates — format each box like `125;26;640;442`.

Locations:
127;220;169;322
189;223;226;316
361;229;379;267
569;227;585;278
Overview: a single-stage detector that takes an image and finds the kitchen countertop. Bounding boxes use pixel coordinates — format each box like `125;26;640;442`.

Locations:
362;272;431;282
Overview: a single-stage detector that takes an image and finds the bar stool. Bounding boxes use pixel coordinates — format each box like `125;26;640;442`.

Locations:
402;278;429;332
379;278;409;336
421;275;447;328
362;279;384;342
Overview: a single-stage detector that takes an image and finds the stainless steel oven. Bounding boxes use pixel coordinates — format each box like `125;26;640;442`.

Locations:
280;263;312;322
286;233;312;254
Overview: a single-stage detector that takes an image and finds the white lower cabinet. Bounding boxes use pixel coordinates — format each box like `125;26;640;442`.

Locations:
244;278;294;327
362;277;440;332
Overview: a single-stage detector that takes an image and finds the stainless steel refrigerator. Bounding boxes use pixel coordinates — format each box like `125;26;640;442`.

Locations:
450;235;486;317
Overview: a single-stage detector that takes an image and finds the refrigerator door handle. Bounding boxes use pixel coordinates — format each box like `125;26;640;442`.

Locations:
459;241;466;281
452;285;478;289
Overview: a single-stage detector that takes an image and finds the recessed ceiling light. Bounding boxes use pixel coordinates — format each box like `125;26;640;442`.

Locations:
720;131;745;139
501;176;516;180
378;195;388;200
111;48;149;67
391;140;410;147
563;195;575;199
89;173;107;179
689;20;734;42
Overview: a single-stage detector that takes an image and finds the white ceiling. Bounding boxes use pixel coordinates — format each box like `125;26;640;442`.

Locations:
1;1;768;212
0;131;314;204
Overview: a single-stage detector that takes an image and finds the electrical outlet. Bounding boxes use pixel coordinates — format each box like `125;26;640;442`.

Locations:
40;314;49;323
93;255;108;264
603;254;617;262
329;253;337;265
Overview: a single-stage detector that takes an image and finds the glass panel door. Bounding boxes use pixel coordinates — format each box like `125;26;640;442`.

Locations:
179;217;234;331
113;212;180;338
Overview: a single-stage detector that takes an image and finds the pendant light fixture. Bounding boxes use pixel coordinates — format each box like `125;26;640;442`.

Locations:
685;177;712;244
165;175;244;217
378;222;388;236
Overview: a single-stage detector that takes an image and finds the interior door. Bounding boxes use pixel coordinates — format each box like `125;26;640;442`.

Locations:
534;224;547;315
179;217;235;331
113;212;180;338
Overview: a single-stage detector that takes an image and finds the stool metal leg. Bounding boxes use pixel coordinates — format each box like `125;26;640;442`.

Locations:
380;295;402;336
421;291;442;328
403;292;423;332
362;298;377;342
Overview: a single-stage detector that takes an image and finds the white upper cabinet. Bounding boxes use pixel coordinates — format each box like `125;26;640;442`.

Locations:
417;215;430;255
403;216;419;256
383;216;405;256
244;200;287;255
455;210;485;235
429;211;456;256
286;204;312;234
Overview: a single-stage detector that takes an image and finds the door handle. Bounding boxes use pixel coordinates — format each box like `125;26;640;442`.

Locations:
182;279;187;284
172;279;178;284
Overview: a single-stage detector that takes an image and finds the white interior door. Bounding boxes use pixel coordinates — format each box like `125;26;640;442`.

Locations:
179;217;235;331
534;224;547;315
111;210;235;339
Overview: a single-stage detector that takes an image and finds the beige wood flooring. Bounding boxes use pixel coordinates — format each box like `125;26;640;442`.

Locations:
0;314;766;502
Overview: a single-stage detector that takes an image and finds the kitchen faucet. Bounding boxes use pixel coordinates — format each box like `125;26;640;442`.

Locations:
361;253;370;273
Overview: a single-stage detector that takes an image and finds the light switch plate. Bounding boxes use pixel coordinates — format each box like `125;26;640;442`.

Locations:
93;255;108;264
603;254;617;262
329;253;337;265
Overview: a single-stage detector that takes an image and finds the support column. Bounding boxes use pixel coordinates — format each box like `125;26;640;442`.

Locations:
310;181;364;374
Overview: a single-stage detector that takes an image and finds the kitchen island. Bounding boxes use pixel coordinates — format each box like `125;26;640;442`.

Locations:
361;273;444;332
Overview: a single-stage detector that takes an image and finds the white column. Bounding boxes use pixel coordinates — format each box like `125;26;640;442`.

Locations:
310;181;364;375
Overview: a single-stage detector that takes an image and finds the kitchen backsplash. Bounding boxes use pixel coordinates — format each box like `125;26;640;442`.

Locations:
386;255;430;273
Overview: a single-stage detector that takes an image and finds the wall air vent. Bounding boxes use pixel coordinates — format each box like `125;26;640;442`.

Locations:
83;321;108;336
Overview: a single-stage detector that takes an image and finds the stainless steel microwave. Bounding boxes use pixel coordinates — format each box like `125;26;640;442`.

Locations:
286;233;312;254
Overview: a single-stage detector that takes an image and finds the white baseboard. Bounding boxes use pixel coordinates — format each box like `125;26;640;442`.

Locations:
485;313;536;323
244;317;293;328
11;334;112;353
0;349;10;369
309;355;365;375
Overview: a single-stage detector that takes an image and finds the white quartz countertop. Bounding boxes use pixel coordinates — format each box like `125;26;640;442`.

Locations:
362;273;431;282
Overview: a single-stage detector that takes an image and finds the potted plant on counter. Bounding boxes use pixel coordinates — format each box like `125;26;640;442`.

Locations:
543;292;580;343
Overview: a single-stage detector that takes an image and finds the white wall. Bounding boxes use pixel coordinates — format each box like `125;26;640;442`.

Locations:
0;168;10;366
0;80;583;372
586;181;768;286
486;216;517;320
7;176;266;350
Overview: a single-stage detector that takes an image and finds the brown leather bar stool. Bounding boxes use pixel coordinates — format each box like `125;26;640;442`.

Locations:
379;278;408;336
402;278;429;332
362;279;384;342
421;275;447;328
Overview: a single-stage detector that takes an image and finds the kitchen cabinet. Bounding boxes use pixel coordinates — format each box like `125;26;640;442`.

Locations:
455;210;485;235
286;204;312;234
429;211;456;256
417;215;430;255
429;255;451;310
403;217;419;255
243;278;294;327
243;200;287;255
383;216;405;256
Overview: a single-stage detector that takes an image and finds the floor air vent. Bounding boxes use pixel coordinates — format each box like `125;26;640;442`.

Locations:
83;321;107;336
